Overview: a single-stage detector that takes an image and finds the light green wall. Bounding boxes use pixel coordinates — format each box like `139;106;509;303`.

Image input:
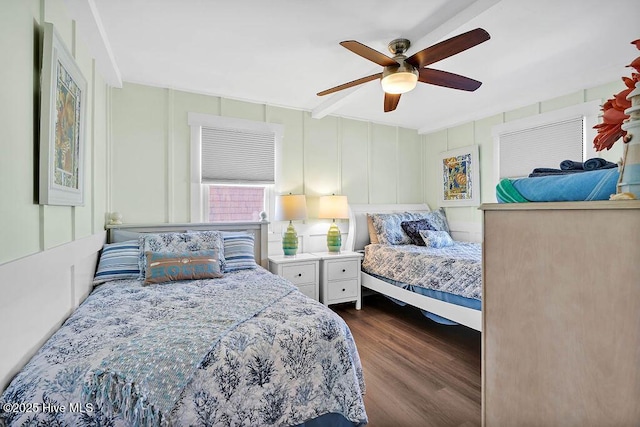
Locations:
423;80;626;228
0;0;109;264
110;83;425;223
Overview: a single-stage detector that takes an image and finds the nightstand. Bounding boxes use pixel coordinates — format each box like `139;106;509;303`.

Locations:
312;252;363;310
268;253;320;301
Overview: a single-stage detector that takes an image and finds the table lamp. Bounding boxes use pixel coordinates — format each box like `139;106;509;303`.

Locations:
275;194;307;256
318;194;349;253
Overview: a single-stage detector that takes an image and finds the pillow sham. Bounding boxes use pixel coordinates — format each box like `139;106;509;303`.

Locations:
370;211;433;245
93;240;140;284
419;229;454;248
110;229;143;243
401;219;436;246
138;231;225;279
422;208;450;234
370;212;413;245
222;232;257;272
366;214;379;244
144;249;223;285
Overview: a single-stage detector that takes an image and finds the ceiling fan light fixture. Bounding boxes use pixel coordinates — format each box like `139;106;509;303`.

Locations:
381;71;418;94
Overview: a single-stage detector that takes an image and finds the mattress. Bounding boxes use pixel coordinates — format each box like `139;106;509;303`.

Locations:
362;242;482;303
0;268;367;426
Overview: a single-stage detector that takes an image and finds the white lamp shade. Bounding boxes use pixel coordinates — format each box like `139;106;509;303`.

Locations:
381;72;418;94
275;194;307;221
318;195;349;219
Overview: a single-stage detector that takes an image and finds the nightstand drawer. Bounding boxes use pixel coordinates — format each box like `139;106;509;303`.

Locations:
327;279;359;300
296;283;317;300
327;260;359;280
282;263;316;285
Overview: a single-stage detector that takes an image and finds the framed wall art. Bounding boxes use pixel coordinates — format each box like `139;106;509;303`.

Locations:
39;22;87;206
437;145;480;207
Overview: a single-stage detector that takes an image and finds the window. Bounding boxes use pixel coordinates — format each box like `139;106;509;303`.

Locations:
492;101;601;188
208;185;265;222
189;113;283;222
499;117;584;179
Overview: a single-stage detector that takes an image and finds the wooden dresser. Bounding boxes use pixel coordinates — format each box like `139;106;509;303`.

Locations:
481;201;640;426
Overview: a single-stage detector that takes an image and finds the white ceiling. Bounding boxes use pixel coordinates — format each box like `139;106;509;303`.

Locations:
66;0;640;133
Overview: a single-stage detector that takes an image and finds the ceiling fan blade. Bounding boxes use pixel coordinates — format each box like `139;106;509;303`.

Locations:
418;68;482;91
317;73;382;96
340;40;398;67
406;28;490;68
384;93;401;112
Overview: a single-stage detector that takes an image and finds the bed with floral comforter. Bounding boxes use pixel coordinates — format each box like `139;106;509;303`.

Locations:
363;242;481;299
0;268;367;427
362;242;482;317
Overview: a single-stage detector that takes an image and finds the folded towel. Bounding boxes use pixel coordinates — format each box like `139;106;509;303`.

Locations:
560;160;584;170
497;168;619;203
529;168;586;178
584;157;617;171
496;179;529;203
529;158;617;177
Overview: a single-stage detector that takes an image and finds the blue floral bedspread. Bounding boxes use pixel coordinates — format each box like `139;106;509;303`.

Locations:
0;268;367;426
362;243;482;300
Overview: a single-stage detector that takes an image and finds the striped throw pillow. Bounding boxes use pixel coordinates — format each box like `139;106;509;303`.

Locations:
93;240;140;284
223;233;257;272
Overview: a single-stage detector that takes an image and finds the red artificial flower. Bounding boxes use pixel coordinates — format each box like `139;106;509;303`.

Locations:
593;39;640;151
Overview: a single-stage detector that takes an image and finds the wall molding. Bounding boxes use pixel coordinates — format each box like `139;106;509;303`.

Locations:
0;231;106;390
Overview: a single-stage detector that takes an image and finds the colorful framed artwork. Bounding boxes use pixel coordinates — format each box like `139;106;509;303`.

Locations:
39;22;87;206
437;145;480;207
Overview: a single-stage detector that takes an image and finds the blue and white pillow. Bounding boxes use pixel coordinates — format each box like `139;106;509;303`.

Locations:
421;208;450;234
222;232;257;272
371;211;441;245
370;212;418;245
419;229;454;248
138;231;225;279
93;240;140;284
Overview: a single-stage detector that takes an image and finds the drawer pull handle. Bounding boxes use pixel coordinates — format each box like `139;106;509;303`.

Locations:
298;273;302;277
342;269;346;272
342;288;346;292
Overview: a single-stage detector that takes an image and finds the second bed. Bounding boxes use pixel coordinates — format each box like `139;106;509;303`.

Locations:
346;204;482;331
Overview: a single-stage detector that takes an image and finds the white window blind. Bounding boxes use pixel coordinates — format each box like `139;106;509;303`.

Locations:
201;126;275;184
499;117;584;179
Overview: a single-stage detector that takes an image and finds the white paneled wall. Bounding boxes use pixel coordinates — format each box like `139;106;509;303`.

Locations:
0;0;110;389
0;0;109;265
110;84;425;255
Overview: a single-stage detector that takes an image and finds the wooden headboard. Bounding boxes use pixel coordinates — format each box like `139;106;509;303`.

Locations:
345;203;431;252
107;221;270;268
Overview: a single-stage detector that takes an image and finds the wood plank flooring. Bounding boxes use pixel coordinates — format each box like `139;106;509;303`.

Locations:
332;295;481;427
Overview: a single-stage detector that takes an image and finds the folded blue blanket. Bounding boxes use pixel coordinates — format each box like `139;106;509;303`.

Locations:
497;168;619;203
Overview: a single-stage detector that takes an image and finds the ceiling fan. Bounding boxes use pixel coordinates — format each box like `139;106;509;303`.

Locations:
317;28;490;112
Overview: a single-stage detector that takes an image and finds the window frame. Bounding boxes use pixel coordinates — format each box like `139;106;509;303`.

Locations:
189;112;282;223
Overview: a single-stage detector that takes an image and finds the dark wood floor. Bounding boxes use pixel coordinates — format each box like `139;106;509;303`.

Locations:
332;295;481;427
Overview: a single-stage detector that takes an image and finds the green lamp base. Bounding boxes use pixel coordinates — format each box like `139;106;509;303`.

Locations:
326;221;342;253
282;221;299;256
